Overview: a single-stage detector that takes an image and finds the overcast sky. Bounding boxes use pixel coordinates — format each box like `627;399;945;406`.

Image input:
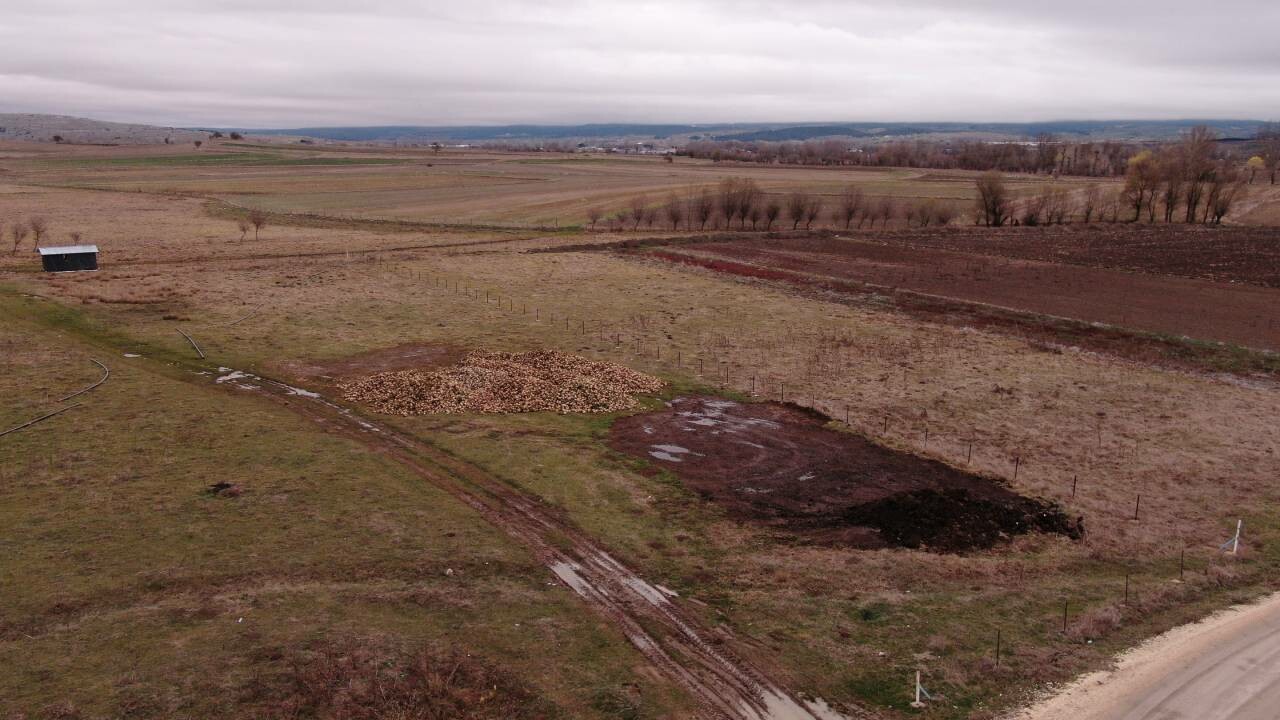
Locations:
0;0;1276;127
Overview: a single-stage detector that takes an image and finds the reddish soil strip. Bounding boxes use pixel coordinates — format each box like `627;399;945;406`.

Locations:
203;367;848;720
857;225;1280;288
610;397;1079;552
688;236;1280;352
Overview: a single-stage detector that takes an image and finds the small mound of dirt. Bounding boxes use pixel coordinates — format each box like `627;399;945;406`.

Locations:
341;350;664;415
609;396;1080;552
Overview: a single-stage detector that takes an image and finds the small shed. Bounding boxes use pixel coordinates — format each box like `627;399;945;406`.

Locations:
38;245;99;272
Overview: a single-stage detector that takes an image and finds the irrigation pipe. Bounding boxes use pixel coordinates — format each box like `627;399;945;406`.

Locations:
57;359;109;402
176;328;205;359
0;403;83;439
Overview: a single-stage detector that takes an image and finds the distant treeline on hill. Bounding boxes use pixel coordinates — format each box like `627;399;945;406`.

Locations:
681;123;1280;178
214;119;1263;144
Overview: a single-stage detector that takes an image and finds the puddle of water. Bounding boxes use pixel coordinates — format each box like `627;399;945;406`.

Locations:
550;561;596;599
742;690;851;720
123;353;141;358
650;451;684;462
281;384;320;398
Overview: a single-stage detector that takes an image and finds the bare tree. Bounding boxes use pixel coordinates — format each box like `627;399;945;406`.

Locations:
716;178;761;229
738;179;762;230
194;140;203;149
718;179;743;229
786;192;812;230
746;202;763;230
630;195;648;230
247;210;268;241
1022;194;1046;226
763;198;782;231
875;197;896;229
973;172;1011;227
643;206;659;229
11;222;30;254
906;199;931;227
1158;155;1183;223
1102;190;1122;223
28;217;48;247
1178;125;1217;223
1123;151;1160;221
1256;122;1280;185
835;186;865;229
932;202;957;227
1247;156;1265;184
69;231;83;244
1080;185;1101;223
691;188;716;230
587;207;603;231
1206;164;1246;224
237;219;251;241
663;195;684;230
803;197;822;230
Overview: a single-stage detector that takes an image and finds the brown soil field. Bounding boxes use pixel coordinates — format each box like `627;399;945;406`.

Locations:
664;235;1280;352
852;225;1280;287
609;396;1079;552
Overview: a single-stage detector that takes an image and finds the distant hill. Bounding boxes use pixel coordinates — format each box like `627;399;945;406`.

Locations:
222;119;1268;145
3;113;1268;147
706;120;1267;143
0;114;210;145
218;123;731;143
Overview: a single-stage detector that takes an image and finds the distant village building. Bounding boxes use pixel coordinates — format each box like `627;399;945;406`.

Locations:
38;245;98;272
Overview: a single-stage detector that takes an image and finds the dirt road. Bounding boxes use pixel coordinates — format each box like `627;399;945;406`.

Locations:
1012;591;1280;720
209;366;852;720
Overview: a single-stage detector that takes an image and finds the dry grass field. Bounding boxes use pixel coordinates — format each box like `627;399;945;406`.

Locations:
2;142;1279;720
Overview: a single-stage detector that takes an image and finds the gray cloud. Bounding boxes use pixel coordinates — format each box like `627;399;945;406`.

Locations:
0;0;1275;126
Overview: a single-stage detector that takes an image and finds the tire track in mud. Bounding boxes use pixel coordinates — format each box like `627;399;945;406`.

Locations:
208;366;855;720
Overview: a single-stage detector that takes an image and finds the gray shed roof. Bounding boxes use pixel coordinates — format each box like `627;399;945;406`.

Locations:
37;245;98;255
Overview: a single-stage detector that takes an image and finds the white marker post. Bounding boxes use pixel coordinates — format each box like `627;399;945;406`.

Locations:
910;670;928;708
1231;519;1243;555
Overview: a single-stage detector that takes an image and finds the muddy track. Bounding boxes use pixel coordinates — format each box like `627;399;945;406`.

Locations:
210;368;853;720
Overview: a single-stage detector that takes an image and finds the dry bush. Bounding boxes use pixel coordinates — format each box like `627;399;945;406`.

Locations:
262;638;547;720
1066;603;1123;642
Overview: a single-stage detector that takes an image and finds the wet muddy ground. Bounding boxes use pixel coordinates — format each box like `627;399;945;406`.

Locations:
611;397;1080;552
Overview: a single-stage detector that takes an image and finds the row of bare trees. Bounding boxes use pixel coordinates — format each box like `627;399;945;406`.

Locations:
682;124;1280;182
973;158;1248;229
587;179;960;232
1121;126;1247;225
684;137;1141;177
8;217;48;254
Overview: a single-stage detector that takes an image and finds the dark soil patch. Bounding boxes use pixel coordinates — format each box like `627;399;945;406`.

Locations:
610;396;1080;552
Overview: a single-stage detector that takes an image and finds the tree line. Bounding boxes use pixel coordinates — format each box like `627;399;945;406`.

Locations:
587;179;959;233
681;123;1280;181
974;126;1252;227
